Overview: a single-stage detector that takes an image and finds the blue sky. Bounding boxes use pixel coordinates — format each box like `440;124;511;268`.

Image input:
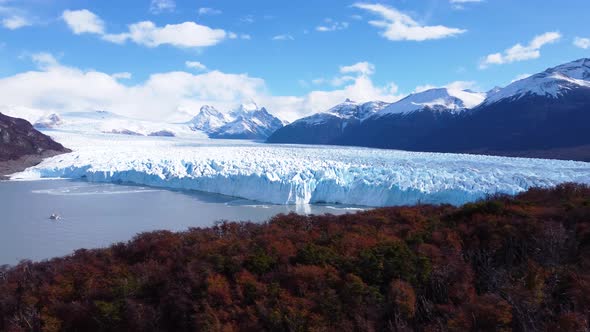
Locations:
0;0;588;121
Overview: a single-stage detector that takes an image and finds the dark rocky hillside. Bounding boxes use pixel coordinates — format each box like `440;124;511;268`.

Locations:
0;113;70;177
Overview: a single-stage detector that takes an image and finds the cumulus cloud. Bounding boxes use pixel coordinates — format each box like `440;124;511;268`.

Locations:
480;32;561;69
0;55;403;122
62;9;229;49
574;37;590;49
103;21;227;48
0;53;265;122
352;3;466;41
340;61;375;76
264;75;402;121
62;9;105;35
311;62;375;87
150;0;175;14
185;61;207;71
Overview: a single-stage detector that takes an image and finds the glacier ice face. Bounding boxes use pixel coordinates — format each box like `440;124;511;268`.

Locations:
12;131;590;207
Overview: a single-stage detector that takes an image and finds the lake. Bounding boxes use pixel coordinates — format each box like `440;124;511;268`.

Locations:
0;180;361;266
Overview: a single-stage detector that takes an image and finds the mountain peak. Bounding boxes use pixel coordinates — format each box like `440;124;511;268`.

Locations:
199;105;221;116
188;106;227;132
378;87;485;116
484;58;590;105
546;58;590;80
237;102;260;113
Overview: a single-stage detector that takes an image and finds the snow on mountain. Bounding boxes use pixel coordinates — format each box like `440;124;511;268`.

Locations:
1;107;205;138
484;58;590;105
0;105;54;124
297;99;389;126
204;103;284;140
377;88;486;116
186;105;229;132
12;132;590;207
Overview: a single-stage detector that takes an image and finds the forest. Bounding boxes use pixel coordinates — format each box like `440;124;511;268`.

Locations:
1;183;590;331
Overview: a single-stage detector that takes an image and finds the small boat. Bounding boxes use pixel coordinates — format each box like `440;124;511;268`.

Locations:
49;213;61;221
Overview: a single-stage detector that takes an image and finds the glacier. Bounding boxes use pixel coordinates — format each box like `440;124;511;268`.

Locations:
11;131;590;207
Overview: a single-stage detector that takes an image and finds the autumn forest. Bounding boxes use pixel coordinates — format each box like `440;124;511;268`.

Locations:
1;184;590;331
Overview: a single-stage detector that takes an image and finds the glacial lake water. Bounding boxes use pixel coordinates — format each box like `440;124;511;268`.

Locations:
0;180;362;266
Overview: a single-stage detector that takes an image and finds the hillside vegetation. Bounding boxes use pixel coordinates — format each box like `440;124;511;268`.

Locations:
1;184;590;331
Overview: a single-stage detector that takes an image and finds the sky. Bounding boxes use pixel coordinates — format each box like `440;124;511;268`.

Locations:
0;0;588;122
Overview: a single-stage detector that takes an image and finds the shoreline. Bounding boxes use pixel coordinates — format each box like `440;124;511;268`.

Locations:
0;150;68;180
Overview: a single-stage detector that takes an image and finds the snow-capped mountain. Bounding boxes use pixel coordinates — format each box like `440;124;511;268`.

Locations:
484;58;590;105
269;58;590;161
267;99;389;144
0;107;205;138
376;88;485;116
336;88;485;149
190;103;284;140
299;99;389;124
268;89;482;146
187;105;230;133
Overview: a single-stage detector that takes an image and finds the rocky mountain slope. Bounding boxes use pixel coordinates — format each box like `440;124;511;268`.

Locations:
0;113;70;177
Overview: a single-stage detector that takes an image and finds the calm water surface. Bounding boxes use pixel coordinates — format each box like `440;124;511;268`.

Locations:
0;180;362;266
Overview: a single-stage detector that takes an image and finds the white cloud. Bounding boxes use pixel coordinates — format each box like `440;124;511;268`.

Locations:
340;61;375;76
62;9;228;49
105;21;227;48
414;80;478;93
2;15;30;29
150;0;175;14
185;61;207;71
264;75;402;121
480;32;561;69
574;37;590;49
0;3;33;30
112;72;132;80
272;34;294;41
30;52;59;69
316;19;349;32
352;3;466;41
198;7;222;16
62;9;105;35
0;55;403;123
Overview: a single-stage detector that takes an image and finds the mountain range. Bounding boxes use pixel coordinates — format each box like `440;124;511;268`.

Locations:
267;58;590;161
187;103;285;140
